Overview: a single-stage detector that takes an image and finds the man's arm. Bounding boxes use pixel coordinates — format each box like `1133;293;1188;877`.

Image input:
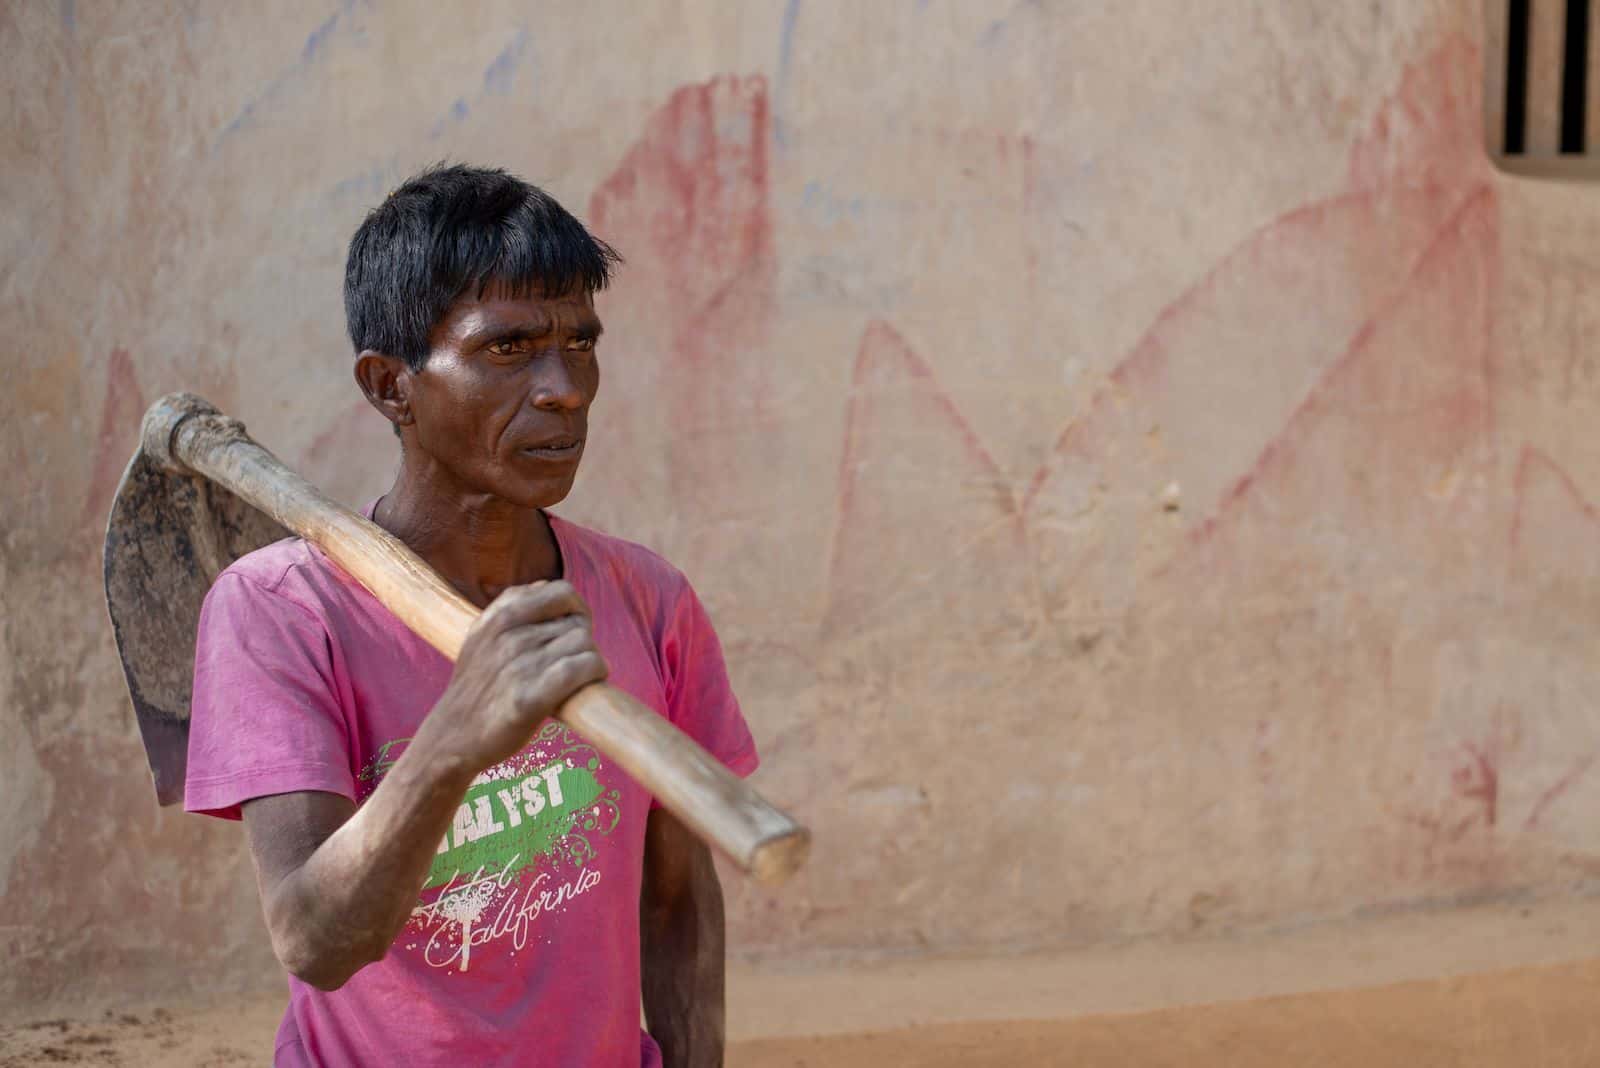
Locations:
640;807;726;1067
242;752;472;990
239;581;607;991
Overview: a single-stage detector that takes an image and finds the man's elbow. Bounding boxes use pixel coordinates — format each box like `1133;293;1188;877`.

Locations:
272;925;384;992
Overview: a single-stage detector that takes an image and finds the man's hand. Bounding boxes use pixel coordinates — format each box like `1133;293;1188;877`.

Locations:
421;580;609;776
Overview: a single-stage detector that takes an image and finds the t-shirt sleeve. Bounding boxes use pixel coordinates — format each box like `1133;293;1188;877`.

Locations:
184;570;357;820
658;578;759;798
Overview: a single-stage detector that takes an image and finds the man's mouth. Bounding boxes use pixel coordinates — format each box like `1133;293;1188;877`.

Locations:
519;437;583;461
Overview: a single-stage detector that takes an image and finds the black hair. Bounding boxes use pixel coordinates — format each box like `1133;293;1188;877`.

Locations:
344;163;621;370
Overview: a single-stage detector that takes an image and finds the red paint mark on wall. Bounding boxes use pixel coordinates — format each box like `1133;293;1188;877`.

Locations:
1029;37;1492;524
82;347;147;528
589;75;773;326
1347;36;1488;192
1501;449;1600;834
815;39;1502;637
1176;186;1496;560
824;321;1025;632
1509;447;1600;564
1011;39;1499;633
1025;187;1470;508
1451;742;1500;829
587;75;774;422
583;76;776;557
1524;751;1600;831
1449;707;1521;835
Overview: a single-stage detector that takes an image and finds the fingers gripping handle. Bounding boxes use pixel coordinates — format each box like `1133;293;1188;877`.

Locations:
143;393;810;884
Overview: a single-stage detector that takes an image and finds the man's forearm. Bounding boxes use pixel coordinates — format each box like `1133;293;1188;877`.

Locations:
249;731;476;990
641;833;726;1067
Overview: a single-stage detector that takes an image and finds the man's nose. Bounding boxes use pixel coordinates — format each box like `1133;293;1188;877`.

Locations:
528;351;583;411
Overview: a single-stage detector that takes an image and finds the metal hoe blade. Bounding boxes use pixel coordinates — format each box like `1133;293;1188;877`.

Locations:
103;447;288;804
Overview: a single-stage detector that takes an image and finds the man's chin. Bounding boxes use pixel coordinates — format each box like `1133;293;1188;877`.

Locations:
498;472;579;511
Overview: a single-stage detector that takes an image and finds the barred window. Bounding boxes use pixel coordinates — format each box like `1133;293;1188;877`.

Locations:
1488;0;1600;166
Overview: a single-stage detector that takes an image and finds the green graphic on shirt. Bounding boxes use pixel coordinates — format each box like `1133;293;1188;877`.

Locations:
358;720;623;890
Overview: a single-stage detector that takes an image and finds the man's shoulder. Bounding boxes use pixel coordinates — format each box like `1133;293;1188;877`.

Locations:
209;537;349;616
549;515;690;596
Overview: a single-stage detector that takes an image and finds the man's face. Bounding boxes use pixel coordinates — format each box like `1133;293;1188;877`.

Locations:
406;285;602;508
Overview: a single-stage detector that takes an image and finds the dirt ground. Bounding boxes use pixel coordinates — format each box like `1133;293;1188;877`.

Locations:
736;959;1600;1066
5;959;1600;1067
6;896;1600;1066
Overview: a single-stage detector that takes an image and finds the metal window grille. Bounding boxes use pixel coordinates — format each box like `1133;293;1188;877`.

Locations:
1489;0;1600;164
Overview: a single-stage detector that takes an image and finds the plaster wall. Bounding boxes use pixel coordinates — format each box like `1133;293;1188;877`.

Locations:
6;0;1600;1013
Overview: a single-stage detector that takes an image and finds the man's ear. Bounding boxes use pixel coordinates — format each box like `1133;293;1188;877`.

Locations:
354;350;415;430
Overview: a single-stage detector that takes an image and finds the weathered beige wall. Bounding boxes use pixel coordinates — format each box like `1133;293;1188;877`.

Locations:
7;0;1600;1015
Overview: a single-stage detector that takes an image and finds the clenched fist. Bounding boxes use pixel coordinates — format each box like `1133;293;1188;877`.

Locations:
424;581;608;774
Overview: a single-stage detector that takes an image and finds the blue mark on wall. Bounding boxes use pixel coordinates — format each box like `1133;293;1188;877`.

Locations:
328;25;535;206
482;27;530;95
800;181;868;226
300;6;343;64
978;0;1039;50
424;26;533;140
773;0;802;149
979;18;1009;48
428;98;471;140
329;164;399;205
211;0;369;152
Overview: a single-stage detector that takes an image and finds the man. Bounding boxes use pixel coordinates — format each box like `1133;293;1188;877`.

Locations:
184;164;756;1067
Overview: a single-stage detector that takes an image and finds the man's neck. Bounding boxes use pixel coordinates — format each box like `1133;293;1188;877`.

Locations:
373;456;562;609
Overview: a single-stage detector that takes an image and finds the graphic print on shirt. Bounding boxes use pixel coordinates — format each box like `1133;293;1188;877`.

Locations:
357;720;623;973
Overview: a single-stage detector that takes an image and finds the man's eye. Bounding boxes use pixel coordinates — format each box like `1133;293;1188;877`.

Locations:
488;339;528;356
567;338;595;353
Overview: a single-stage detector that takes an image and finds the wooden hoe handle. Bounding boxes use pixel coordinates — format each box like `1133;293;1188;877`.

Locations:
144;393;809;885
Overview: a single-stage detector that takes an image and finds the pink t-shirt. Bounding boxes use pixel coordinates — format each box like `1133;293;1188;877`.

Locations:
184;512;757;1068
